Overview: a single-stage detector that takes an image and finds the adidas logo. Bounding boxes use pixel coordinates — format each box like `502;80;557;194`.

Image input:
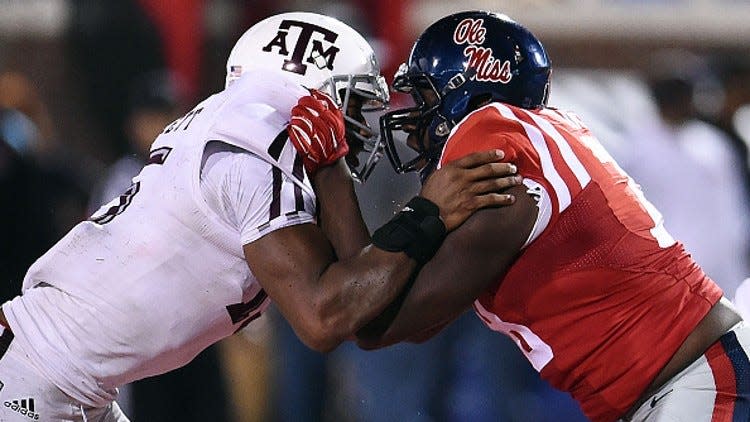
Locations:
4;398;39;420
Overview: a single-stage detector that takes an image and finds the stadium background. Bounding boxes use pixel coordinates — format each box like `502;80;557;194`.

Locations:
1;1;749;421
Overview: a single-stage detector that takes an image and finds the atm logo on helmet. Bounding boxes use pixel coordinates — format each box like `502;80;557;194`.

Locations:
453;18;512;84
262;19;340;76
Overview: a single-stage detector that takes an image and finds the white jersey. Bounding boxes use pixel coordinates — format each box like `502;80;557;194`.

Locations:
2;70;316;407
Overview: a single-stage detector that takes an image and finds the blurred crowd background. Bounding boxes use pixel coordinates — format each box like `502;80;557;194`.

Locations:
2;0;750;421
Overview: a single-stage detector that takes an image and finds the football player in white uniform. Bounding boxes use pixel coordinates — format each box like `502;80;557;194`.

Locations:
0;12;520;421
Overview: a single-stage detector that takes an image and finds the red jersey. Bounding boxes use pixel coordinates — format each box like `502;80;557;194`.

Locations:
439;102;723;422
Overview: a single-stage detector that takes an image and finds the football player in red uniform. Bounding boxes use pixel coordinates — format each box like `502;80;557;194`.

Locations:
295;11;750;422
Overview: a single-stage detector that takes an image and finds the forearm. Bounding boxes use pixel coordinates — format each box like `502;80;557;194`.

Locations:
355;265;471;349
313;160;370;259
272;191;449;351
355;202;531;349
294;165;448;350
245;221;419;353
312;245;418;350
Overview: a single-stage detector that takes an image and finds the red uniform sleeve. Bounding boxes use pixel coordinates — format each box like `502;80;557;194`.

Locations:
439;106;557;211
441;106;541;178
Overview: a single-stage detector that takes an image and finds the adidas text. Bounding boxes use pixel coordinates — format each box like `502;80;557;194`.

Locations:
4;398;39;420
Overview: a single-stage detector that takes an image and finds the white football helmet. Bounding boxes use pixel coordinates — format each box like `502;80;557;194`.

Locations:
226;12;390;182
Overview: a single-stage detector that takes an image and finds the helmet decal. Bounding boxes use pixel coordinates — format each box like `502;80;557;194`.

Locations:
261;19;341;75
454;18;512;83
228;65;243;80
453;18;486;44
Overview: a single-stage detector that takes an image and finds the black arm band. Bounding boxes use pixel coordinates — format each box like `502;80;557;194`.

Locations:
372;196;447;266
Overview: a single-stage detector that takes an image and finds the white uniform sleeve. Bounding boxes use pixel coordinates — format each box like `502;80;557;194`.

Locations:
200;141;316;245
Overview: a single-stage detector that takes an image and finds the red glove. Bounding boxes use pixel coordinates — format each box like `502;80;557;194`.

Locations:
288;89;348;175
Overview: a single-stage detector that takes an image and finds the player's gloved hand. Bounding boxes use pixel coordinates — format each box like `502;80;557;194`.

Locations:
420;149;521;231
288;89;348;175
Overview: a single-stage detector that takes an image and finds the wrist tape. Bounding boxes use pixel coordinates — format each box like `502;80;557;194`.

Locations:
372;196;447;265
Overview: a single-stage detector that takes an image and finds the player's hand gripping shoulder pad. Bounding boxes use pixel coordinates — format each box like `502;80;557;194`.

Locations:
288;89;349;175
372;196;447;266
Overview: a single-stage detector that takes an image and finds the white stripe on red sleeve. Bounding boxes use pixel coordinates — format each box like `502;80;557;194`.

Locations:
520;109;591;190
492;103;572;212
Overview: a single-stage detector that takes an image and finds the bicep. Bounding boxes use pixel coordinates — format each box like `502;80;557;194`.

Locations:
202;144;329;340
243;223;334;327
244;219;418;352
358;183;539;346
